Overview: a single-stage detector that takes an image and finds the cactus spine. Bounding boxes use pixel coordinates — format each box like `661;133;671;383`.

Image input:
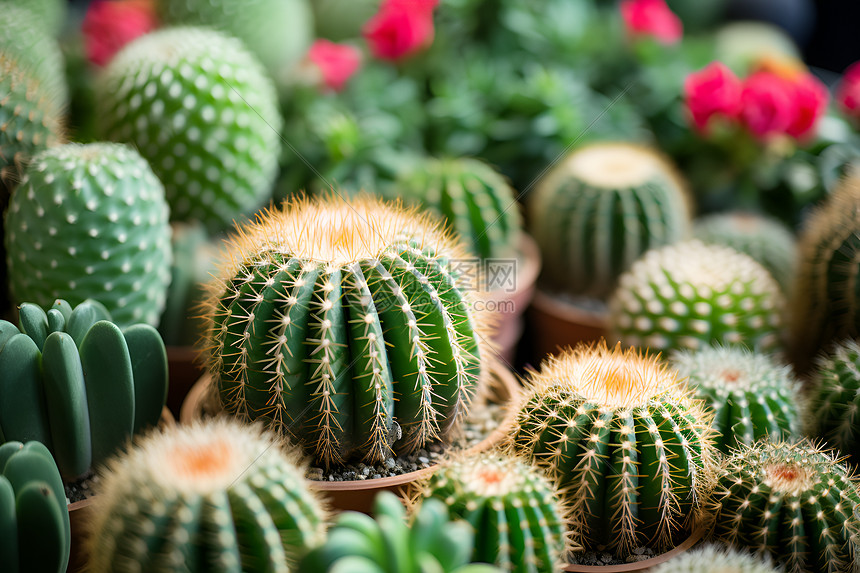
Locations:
650;545;780;573
808;339;860;461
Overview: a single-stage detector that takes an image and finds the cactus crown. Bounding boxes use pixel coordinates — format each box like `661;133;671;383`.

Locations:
650;545;780;573
548;143;687;190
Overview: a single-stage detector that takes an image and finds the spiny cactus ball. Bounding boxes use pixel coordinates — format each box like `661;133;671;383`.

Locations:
202;194;488;467
609;240;784;355
86;418;328;573
650;545;780;573
97;26;282;231
809;339;860;461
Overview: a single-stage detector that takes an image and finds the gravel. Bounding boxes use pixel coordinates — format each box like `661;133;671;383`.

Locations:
64;472;99;504
568;546;658;566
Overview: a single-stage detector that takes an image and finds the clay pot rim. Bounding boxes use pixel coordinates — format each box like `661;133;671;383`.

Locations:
563;526;706;572
531;288;609;328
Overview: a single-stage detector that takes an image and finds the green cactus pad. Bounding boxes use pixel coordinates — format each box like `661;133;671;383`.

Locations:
97;26;282;230
809;339;860;461
4;143;173;327
650;545;780;573
86;418;328;573
528;142;691;298
609;240;784;355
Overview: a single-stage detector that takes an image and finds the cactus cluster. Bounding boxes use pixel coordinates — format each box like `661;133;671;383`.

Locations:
528;142;691;298
413;450;571;572
670;345;802;454
97;26;282;231
202;194;488;467
705;440;860;573
0;440;70;573
86;418;328;572
808;339;860;461
0;299;168;481
4;143;173;327
650;545;780;573
609;240;784;355
509;342;715;553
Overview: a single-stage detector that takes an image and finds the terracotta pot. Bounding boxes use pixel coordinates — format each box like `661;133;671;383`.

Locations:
528;289;610;363
166;345;204;418
181;361;521;514
564;527;706;572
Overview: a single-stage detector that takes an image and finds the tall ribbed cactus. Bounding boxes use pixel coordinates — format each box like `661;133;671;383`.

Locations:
705;440;860;573
509;342;715;553
650;545;780;573
528;142;691;297
201;195;488;467
86;419;328;572
808;339;860;461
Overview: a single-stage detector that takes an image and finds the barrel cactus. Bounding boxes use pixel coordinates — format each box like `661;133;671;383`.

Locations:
201;194;488;467
0;440;70;573
705;440;860;573
97;26;282;231
413;451;571;572
0;299;168;481
609;240;784;355
527;142;691;298
4;143;173;327
808;339;860;461
670;345;802;454
86;418;328;572
509;342;716;552
650;545;780;573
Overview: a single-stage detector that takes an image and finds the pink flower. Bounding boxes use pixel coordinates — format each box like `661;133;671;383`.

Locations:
785;73;829;140
362;0;438;61
684;62;743;133
82;0;156;67
739;71;796;140
620;0;683;45
307;40;362;92
837;61;860;120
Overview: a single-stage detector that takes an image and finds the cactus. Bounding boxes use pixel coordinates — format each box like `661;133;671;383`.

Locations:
393;157;523;261
650;545;780;573
0;440;70;573
412;450;571;572
4;143;173;327
527;142;691;298
705;440;860;573
670;345;802;454
0;299;168;482
693;212;797;292
97;26;282;231
0;0;66;39
201;194;488;467
509;342;716;553
609;240;784;355
808;339;860;461
299;491;502;573
85;418;328;572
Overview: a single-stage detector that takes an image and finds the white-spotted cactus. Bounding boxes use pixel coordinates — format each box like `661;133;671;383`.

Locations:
650;545;780;573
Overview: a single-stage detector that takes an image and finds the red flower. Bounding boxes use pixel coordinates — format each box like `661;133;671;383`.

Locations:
307;40;362;92
837;61;860;120
620;0;683;45
785;72;829;140
739;71;796;140
82;0;156;67
363;0;438;61
684;62;743;133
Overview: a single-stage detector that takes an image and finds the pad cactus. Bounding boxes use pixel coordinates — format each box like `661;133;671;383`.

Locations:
650;545;780;573
201;194;488;468
527;142;691;298
393;157;523;260
705;440;860;573
85;418;328;572
299;491;502;573
509;342;715;553
97;26;282;231
413;450;571;572
808;339;860;461
670;346;802;454
609;240;784;355
0;299;168;482
4;143;173;327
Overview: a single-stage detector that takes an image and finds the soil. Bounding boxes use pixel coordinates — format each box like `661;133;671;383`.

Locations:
569;546;658;566
65;472;99;504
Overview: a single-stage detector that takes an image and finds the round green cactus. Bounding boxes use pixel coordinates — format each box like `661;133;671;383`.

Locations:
299;491;502;573
0;299;168;481
4;143;173;327
609;240;784;355
393;157;523;260
86;418;328;572
413;451;571;572
0;0;66;38
201;195;488;468
0;440;70;573
705;440;860;573
509;342;716;553
97;26;282;231
650;545;780;573
808;339;860;461
670;346;802;454
528;142;691;298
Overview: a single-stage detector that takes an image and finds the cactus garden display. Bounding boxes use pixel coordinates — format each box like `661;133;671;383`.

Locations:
808;339;860;461
650;545;780;573
0;299;168;481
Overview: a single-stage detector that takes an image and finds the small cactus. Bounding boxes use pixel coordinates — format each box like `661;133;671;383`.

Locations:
670;345;802;454
201;194;488;467
85;418;328;572
650;545;780;573
509;342;716;553
528;142;691;298
808;339;860;461
97;26;282;231
705;440;860;573
609;240;784;355
4;143;173;327
0;299;168;481
413;450;572;572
